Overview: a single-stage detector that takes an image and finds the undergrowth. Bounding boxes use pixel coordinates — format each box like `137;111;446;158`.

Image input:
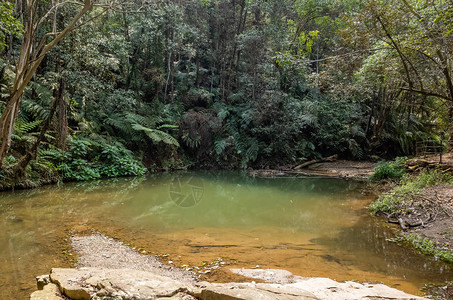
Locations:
369;157;408;181
0;135;147;190
43;137;147;181
390;233;453;264
370;169;453;215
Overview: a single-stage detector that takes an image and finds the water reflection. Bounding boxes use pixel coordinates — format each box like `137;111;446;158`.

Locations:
314;215;452;286
0;172;449;299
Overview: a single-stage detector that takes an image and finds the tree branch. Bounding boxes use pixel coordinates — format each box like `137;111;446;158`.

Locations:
400;87;451;102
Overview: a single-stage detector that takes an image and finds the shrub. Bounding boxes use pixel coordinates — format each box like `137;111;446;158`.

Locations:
40;136;146;181
370;156;407;181
403;233;453;263
97;144;147;177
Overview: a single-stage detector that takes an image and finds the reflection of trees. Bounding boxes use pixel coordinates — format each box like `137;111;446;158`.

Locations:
316;216;453;284
1;176;146;296
1;177;146;259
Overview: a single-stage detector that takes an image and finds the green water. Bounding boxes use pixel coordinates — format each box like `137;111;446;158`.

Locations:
0;171;451;299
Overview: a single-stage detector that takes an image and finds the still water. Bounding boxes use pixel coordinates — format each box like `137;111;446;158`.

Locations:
0;171;451;298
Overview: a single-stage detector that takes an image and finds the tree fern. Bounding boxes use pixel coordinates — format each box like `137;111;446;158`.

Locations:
132;124;180;147
21;83;53;120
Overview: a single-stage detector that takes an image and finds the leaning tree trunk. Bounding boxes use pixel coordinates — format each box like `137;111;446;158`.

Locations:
0;2;34;167
0;0;95;167
0;93;24;166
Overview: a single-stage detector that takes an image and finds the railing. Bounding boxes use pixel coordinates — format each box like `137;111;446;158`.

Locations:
415;139;453;164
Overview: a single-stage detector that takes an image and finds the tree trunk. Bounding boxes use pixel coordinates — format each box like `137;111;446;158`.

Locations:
57;77;67;150
0;0;94;166
11;93;59;180
0;93;22;166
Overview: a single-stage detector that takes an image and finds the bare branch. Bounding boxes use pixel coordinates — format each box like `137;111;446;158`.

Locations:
308;47;391;63
400;87;452;102
35;1;74;30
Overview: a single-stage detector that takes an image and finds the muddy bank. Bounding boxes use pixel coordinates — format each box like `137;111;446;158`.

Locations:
377;183;453;256
406;185;453;250
369;156;453;298
31;233;427;300
249;160;375;181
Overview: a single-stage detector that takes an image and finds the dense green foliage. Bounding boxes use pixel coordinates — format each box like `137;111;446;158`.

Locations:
0;2;22;51
370;157;407;181
43;138;147;181
0;0;452;184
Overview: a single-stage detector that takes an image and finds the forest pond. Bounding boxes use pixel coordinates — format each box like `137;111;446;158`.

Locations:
1;171;452;298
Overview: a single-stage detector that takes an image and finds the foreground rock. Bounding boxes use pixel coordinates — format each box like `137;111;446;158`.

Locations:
33;267;427;300
30;234;427;299
231;269;425;300
50;267;195;299
30;283;63;300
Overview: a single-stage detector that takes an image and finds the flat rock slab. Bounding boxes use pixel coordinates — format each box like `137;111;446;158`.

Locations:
230;269;427;300
41;267;427;300
50;267;196;300
31;235;428;300
199;283;318;299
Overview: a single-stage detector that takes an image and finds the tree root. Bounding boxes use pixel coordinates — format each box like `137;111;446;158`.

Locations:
388;212;436;230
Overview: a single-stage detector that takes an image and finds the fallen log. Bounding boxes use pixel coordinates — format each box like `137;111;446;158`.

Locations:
388;213;434;230
406;158;453;174
294;154;338;170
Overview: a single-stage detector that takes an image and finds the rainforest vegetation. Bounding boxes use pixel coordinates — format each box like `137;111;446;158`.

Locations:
0;0;452;187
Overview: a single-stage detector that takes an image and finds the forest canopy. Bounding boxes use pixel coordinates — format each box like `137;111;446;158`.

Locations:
0;0;452;185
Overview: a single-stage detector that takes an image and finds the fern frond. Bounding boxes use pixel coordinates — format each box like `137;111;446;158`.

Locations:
125;113;147;127
38;148;63;161
132;124;180;147
214;138;227;155
158;124;178;130
246;140;259;162
15;119;42;134
21;98;50;120
182;134;201;148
